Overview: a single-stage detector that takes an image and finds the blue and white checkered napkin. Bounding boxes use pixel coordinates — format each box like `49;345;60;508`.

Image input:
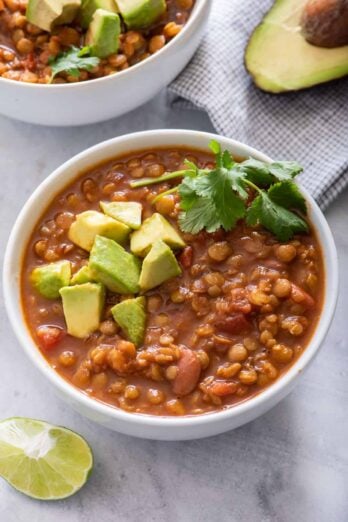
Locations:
169;0;348;209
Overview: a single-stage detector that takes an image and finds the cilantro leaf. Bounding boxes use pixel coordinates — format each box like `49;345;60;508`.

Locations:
178;177;200;211
209;140;235;170
49;46;100;81
209;139;221;156
130;140;308;242
222;150;234;169
237;159;303;186
268;180;307;214
183;159;199;176
268;161;303;181
179;168;245;233
179;193;245;234
179;198;222;234
196;168;248;201
246;192;308;241
226;169;249;199
237;159;273;186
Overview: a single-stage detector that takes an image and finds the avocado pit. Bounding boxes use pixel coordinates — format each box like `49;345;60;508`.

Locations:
301;0;348;48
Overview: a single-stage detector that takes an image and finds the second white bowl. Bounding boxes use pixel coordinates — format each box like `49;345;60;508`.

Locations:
0;0;211;126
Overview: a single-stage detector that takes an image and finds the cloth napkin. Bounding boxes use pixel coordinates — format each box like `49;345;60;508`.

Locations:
169;0;348;210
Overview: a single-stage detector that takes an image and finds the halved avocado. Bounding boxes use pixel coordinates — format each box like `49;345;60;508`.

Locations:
245;0;348;93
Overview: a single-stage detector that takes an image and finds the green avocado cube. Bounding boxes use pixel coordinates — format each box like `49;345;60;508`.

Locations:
26;0;81;32
89;235;141;294
70;265;95;285
86;9;121;58
80;0;118;28
59;283;105;338
100;201;142;229
116;0;166;29
111;296;146;346
130;212;185;257
30;260;71;299
139;240;181;292
68;210;130;252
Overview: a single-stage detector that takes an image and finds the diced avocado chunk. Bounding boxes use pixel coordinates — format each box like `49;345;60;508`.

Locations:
59;283;105;338
100;201;142;229
86;8;120;58
89;235;140;293
68;210;130;252
111;296;146;346
26;0;81;32
80;0;118;28
139;240;181;292
70;265;95;285
131;212;185;257
30;260;71;299
116;0;166;29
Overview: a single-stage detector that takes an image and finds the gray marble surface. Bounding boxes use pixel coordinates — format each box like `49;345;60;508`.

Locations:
0;91;347;522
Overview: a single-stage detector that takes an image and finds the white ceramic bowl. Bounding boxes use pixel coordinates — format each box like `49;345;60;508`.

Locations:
0;0;211;126
3;130;339;440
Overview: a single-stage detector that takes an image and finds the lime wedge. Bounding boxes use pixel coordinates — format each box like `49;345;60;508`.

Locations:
0;417;93;500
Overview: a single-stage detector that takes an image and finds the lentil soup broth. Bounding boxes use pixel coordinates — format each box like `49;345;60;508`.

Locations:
21;147;324;416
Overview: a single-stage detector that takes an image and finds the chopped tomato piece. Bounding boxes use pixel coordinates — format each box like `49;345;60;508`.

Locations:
290;284;315;309
229;288;252;314
216;313;251;335
36;326;64;350
179;246;193;268
172;349;201;396
209;381;238;397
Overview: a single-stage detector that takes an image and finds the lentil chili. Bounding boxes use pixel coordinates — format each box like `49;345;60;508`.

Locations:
21;147;324;416
0;0;195;84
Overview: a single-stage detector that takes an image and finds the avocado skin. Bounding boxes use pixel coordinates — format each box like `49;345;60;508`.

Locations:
111;297;146;347
245;0;348;93
89;235;141;294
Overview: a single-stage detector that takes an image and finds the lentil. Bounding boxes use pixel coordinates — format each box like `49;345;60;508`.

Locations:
208;242;232;262
124;385;140;400
276;244;297;263
228;344;248;362
155;194;175;215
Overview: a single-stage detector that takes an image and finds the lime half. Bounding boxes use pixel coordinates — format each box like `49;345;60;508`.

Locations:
0;417;93;500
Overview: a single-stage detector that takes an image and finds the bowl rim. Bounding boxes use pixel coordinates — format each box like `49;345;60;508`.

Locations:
3;129;339;429
0;0;208;89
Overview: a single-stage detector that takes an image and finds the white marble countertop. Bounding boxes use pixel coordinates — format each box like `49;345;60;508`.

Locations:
0;92;347;522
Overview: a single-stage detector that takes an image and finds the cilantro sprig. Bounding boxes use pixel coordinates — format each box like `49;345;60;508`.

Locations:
48;46;100;82
130;141;308;241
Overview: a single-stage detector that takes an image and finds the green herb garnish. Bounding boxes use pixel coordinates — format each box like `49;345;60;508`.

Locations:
130;141;308;241
48;46;100;82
